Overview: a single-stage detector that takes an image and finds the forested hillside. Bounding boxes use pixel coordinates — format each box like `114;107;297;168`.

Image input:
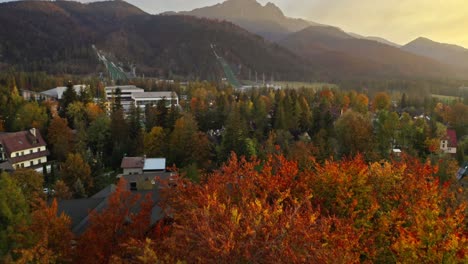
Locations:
0;0;312;81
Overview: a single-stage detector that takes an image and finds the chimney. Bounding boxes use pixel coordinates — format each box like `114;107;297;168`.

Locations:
30;128;37;138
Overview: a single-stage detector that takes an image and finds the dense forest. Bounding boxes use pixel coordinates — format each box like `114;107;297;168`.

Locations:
2;1;468;82
0;0;312;81
0;69;468;262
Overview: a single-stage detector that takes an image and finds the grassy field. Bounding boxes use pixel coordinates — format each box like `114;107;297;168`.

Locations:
432;94;460;103
241;81;338;91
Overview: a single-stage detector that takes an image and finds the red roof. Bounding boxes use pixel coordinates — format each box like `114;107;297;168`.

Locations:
0;129;47;154
121;157;144;169
447;129;458;147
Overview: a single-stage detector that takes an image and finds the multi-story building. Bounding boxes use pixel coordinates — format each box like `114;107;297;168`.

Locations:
132;91;179;109
105;86;179;112
105;85;144;111
0;128;49;173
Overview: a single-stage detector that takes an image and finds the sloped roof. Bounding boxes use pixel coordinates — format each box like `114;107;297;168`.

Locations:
41;85;86;100
143;158;166;171
0;129;47;154
57;186;163;235
447;129;458;147
0;161;14;172
121;157;144;169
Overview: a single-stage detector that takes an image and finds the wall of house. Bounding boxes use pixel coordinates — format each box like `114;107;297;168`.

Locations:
13;156;47;169
123;168;143;175
10;146;46;158
440;140;457;154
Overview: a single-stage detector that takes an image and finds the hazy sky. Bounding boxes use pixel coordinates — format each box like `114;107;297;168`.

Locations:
2;0;468;48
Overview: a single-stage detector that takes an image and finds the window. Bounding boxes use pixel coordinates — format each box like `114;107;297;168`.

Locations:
130;182;137;191
30;161;34;167
37;148;41;152
30;150;33;154
15;153;19;157
21;151;24;156
21;163;24;168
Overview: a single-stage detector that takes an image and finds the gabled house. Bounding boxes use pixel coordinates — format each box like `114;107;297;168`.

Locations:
441;129;457;154
121;157;166;175
120;156;172;191
0;128;49;173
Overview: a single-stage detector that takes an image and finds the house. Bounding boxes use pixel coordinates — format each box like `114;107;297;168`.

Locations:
120;156;173;191
0;128;50;173
441;129;457;154
57;184;164;235
132;91;179;109
121;157;166;175
121;171;176;191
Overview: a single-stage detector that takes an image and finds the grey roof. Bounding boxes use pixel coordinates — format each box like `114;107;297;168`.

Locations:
131;91;177;99
41;85;87;100
57;185;164;235
122;171;175;183
105;85;143;91
143;158;166;171
0;161;14;172
57;198;107;234
457;164;468;181
91;184;116;199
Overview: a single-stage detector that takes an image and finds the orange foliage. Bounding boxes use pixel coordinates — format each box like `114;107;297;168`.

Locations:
161;154;364;263
85;102;104;122
75;179;155;264
16;199;73;264
160;154;468;263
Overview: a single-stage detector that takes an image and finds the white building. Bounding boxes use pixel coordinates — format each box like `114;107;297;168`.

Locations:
0;128;49;173
105;85;144;111
132;91;179;109
21;85;88;101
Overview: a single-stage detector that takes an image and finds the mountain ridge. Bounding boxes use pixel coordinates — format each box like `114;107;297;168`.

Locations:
178;0;319;41
280;26;459;79
402;37;468;70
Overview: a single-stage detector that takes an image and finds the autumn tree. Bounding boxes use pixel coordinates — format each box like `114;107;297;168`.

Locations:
48;116;74;162
60;153;92;197
53;180;72;201
0;173;30;261
75;179;155;264
13;102;48;131
143;126;166;158
168;113;211;168
372;92;391;112
335;110;374;158
161;154;363;263
15;199;73;264
11;169;44;205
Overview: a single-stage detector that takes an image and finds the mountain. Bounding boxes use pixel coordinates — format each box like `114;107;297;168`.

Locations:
0;0;313;81
348;32;401;48
179;0;319;41
402;37;468;70
280;26;458;79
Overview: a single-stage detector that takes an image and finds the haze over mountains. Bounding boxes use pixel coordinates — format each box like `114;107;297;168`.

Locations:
179;0;318;41
0;0;467;81
402;37;468;71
